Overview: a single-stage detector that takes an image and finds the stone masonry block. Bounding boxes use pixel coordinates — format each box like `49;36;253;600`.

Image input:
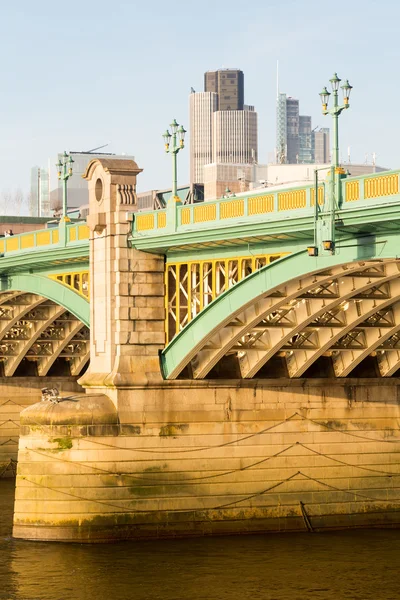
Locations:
129;307;165;321
132;272;164;284
129;331;165;345
115;320;133;333
133;296;165;308
130;283;165;297
130;259;164;273
133;320;164;332
115;272;132;285
114;247;130;260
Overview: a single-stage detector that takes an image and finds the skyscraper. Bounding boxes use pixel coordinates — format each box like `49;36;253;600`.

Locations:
299;116;313;164
276;93;287;164
313;128;330;163
189;91;218;186
286;97;299;164
213;108;257;164
190;69;257;186
204;69;244;110
276;93;329;164
30;166;51;217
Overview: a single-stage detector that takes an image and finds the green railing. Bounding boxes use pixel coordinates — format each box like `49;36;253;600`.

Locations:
0;223;90;256
132;169;400;238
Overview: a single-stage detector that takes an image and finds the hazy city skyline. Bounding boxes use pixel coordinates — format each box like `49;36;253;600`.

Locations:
1;0;399;211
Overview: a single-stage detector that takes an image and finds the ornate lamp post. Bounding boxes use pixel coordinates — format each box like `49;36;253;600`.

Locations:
317;73;353;254
320;74;353;170
56;151;74;223
162;119;186;203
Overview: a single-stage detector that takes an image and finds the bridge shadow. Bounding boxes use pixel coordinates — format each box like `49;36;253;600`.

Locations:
356;234;376;260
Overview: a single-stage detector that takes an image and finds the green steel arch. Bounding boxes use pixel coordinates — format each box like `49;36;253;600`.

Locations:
160;233;400;380
0;274;90;327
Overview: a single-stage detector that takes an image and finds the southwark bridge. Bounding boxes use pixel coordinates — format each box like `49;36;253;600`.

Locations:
2;157;400;541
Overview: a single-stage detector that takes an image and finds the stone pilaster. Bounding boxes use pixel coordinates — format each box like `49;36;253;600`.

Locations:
78;159;165;399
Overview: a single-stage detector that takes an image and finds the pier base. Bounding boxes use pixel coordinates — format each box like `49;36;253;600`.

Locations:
13;378;400;542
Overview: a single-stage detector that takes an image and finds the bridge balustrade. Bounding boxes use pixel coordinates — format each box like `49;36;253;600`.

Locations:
132;169;400;239
343;170;399;203
0;223;89;256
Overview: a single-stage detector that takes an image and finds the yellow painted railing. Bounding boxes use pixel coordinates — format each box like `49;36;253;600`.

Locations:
278;190;307;211
220;199;244;219
132;170;400;236
364;174;399;199
248;194;274;215
136;214;155;231
68;224;90;242
310;186;325;206
0;226;69;254
181;207;191;225
194;204;217;223
345;180;360;202
157;212;167;228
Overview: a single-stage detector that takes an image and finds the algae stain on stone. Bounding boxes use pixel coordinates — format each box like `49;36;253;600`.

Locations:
159;423;189;438
144;464;168;473
50;437;73;450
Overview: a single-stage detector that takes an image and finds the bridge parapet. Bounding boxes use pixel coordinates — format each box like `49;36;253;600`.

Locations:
131;169;400;243
0;223;89;257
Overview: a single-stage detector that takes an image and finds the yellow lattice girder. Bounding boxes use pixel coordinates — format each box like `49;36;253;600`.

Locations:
49;271;90;299
165;252;286;343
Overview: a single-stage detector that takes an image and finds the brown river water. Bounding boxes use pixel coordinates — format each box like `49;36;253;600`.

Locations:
1;479;400;600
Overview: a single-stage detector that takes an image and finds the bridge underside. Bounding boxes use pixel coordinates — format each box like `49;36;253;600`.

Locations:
0;291;89;377
162;257;400;380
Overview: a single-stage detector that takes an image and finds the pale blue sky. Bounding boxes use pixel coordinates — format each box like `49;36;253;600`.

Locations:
1;0;399;205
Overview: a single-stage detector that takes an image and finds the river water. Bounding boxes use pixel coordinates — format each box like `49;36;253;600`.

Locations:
1;480;400;600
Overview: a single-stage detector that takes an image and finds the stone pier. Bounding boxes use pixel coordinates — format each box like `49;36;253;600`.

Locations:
0;377;82;478
12;160;400;542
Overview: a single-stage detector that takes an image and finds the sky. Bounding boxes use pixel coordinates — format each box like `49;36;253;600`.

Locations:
1;0;399;211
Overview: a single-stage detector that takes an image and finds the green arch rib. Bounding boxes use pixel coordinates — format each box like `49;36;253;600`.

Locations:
160;233;399;380
0;274;90;327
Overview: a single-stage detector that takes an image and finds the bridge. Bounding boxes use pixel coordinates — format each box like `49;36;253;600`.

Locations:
9;158;400;543
0;222;89;377
3;167;399;380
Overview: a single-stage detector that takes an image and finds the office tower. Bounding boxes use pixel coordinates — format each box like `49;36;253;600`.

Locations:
286;98;299;163
313;128;330;163
30;166;51;217
299;115;313;164
212;108;258;164
276;93;287;164
276;93;329;164
204;69;244;110
190;69;257;186
189;91;218;186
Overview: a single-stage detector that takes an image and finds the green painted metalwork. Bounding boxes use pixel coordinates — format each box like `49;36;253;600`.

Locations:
130;169;400;252
56;151;74;222
0;223;89;258
0;274;89;326
160;232;400;380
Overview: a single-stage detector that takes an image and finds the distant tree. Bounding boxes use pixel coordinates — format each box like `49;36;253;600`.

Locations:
13;188;24;216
